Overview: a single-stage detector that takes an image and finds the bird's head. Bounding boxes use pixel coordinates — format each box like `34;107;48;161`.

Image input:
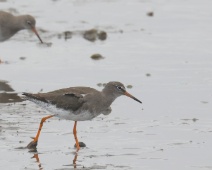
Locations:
23;15;43;43
103;81;142;104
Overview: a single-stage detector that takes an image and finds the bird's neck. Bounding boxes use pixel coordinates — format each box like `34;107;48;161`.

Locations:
101;90;119;107
12;16;26;30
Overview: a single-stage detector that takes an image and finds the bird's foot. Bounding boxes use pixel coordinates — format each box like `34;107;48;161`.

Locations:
27;140;38;151
74;142;86;148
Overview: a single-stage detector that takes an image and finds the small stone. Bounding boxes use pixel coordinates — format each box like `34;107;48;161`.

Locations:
147;12;154;17
119;30;123;33
201;101;208;104
126;85;133;89
98;31;107;40
192;118;198;122
19;56;26;60
83;29;98;42
90;54;104;60
146;73;151;77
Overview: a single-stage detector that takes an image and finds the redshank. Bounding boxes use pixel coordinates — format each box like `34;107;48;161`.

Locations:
0;11;43;43
23;81;142;151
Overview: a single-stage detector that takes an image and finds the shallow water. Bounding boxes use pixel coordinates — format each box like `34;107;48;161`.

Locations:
1;0;212;169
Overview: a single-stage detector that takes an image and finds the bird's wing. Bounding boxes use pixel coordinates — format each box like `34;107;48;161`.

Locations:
48;86;99;94
23;86;99;111
23;92;84;111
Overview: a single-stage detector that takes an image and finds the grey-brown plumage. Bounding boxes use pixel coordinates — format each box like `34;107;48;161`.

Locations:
0;11;43;43
23;81;142;121
24;81;142;151
23;87;98;113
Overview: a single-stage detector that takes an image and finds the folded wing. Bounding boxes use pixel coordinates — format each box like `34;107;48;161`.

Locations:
23;86;99;112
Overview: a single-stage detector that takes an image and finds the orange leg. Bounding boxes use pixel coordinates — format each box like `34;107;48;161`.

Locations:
27;115;54;149
33;115;54;142
73;121;80;151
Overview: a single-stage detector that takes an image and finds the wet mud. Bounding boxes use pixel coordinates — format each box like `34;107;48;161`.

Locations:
0;81;23;103
57;28;107;42
90;53;104;60
0;0;212;170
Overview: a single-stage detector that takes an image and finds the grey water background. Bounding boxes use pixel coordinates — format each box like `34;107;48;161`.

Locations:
0;0;212;169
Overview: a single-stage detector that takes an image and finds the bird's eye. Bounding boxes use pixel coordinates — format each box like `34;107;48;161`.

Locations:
116;86;122;90
27;21;31;25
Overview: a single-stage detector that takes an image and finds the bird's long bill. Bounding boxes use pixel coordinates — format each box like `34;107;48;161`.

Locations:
124;91;142;104
31;27;43;43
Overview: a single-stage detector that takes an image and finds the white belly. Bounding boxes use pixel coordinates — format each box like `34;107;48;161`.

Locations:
55;109;96;121
28;99;98;121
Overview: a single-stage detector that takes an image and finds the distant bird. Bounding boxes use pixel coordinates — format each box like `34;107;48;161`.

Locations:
0;11;43;43
23;81;142;151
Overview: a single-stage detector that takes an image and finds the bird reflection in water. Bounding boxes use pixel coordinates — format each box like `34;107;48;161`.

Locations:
73;152;78;168
31;151;79;169
32;153;42;170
